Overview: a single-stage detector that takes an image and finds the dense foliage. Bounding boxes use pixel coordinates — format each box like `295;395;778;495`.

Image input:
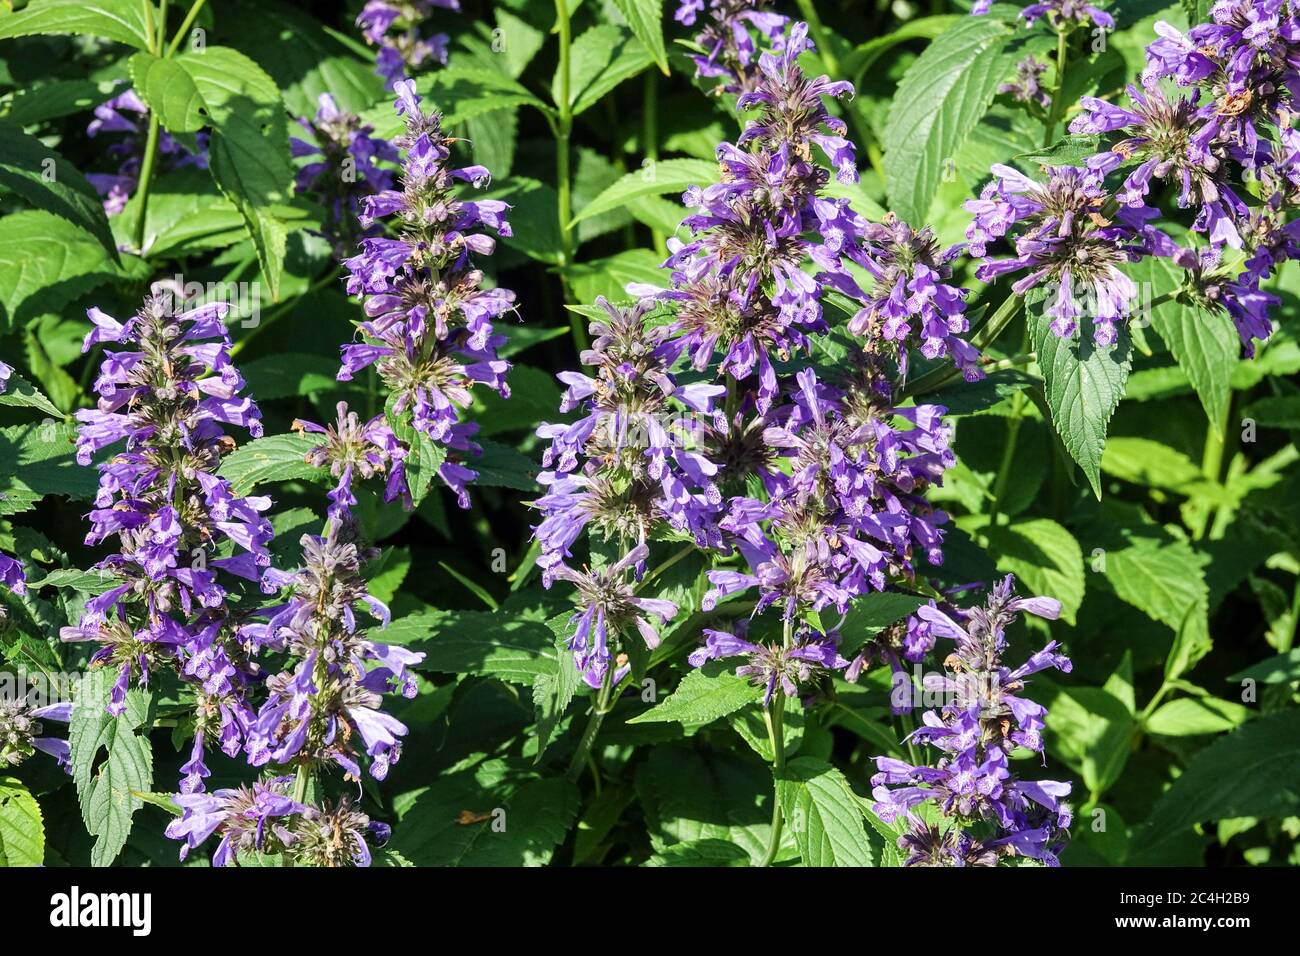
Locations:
0;0;1299;868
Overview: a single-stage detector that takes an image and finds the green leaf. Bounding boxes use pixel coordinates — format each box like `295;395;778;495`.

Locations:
981;517;1085;625
884;16;1010;224
224;0;386;117
392;763;579;866
573;30;654;115
843;15;962;82
628;662;761;726
1229;648;1300;684
1030;315;1132;498
216;433;323;495
1130;256;1237;424
645;838;750;866
135;47;294;299
0;372;62;418
835;591;927;657
1242;395;1300;430
1133;712;1300;857
0;79;112;127
0;211;124;332
564;248;664;303
0;421;99;515
636;745;781;864
474;439;538;492
0;121;119;258
532;630;579;762
1098;531;1210;680
69;672;153;867
612;0;669;74
387;403;447;508
1041;682;1133;797
397;608;558;686
0;0;149;49
1145;697;1251;736
570;157;713;228
0;777;44;867
775;757;879;867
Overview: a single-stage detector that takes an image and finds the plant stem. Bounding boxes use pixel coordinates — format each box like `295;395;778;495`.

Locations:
292;762;311;804
1193;396;1232;540
757;616;793;868
229;268;338;358
566;666;615;781
756;690;787;867
132;112;163;254
553;0;586;355
167;0;207;56
142;0;157;53
643;70;666;252
1042;27;1071;147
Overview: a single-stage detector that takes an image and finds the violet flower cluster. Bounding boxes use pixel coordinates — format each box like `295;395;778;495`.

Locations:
292;93;401;256
968;2;1300;355
340;79;515;509
241;522;423;783
357;0;458;89
61;294;271;762
534;23;974;698
871;576;1074;866
85;90;207;217
167;777;390;866
675;0;790;93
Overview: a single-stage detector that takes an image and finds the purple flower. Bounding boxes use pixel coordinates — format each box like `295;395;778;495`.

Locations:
62;292;275;787
999;56;1051;108
85;89;207;220
688;620;848;706
550;543;678;687
244;524;421;781
292;94;400;254
340;80;515;509
357;0;459;88
966;164;1148;344
870;576;1074;866
678;0;790;94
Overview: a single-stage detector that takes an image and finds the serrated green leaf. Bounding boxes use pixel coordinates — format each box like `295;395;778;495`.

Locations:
1145;697;1250;737
0;371;62;418
69;673;152;867
1133;712;1300;857
775;756;878;867
570;157;712;228
0;777;44;867
627;662;761;726
612;0;668;74
644;838;750;866
216;433;322;495
1030;315;1132;497
0;421;99;515
1228;648;1300;684
1131;256;1237;423
0;211;123;332
397;608;557;685
884;16;1010;224
981;517;1085;625
0;121;119;258
0;0;149;49
135;47;294;299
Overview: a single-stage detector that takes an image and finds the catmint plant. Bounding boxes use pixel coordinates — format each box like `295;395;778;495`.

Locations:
60;293;272;792
340;79;515;509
